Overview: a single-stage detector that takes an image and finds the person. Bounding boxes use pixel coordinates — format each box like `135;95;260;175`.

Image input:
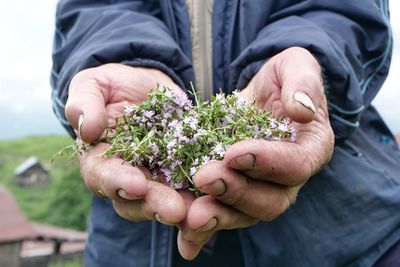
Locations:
51;0;400;266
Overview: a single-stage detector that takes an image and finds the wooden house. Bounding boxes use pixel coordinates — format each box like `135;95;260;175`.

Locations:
14;157;48;187
0;186;36;267
0;186;86;267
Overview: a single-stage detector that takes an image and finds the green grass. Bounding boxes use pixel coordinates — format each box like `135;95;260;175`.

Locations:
0;135;91;231
49;259;82;267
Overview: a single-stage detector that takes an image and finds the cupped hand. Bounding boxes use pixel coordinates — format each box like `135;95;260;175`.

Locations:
178;47;335;259
65;63;187;225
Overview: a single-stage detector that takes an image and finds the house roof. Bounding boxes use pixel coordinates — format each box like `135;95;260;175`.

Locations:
31;223;87;243
0;186;36;243
14;156;41;175
20;224;87;258
21;240;85;258
0;186;87;246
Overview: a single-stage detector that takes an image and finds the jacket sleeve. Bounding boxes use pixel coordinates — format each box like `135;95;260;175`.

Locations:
51;0;194;136
230;0;392;141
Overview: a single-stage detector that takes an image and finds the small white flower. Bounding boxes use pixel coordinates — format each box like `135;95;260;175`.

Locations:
212;143;226;158
201;156;210;165
123;104;135;114
277;123;288;132
143;110;155;118
190;166;197;177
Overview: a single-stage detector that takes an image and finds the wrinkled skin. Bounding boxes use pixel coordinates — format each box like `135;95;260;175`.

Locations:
65;47;334;260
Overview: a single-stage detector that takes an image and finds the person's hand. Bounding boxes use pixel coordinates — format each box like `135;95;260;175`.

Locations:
177;47;335;259
65;63;187;225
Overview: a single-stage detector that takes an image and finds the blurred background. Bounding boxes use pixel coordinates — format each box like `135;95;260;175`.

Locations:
0;1;399;267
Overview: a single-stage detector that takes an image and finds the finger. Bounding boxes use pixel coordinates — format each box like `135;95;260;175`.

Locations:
113;181;186;224
225;138;310;185
178;195;257;260
194;161;297;220
188;195;258;232
80;143;147;199
65;67;108;143
177;230;208;261
277;47;325;123
80;143;186;224
176;191;206;260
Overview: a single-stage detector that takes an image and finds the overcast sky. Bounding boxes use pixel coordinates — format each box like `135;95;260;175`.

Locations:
0;1;399;140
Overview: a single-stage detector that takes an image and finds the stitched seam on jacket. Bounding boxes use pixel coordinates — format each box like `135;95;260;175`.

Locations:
360;0;391;95
222;0;233;90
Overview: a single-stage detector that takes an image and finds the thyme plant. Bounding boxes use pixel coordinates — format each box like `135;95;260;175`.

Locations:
96;87;296;192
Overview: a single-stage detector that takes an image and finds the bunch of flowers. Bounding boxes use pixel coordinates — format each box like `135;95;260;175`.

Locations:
98;87;296;192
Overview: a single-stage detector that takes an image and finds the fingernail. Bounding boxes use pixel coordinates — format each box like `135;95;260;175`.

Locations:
199;179;226;196
154;212;175;226
97;189;106;197
293;91;316;114
228;154;255;170
78;114;84;138
73;129;79;138
196;217;218;233
117;189;142;200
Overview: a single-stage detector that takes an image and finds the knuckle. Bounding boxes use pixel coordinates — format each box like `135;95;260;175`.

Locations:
112;200;146;222
260;189;292;221
181;231;208;245
112;200;130;220
97;167;111;194
220;186;248;208
79;162;97;193
288;148;311;186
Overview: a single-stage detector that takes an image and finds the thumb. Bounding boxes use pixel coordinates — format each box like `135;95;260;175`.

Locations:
279;47;324;123
65;68;108;143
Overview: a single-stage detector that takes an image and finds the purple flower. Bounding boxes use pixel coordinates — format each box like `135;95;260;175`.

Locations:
167;139;177;150
143;110;155;118
123;104;134;114
269;118;278;128
151;143;159;154
151;171;158;181
216;93;225;101
161;168;172;182
212;143;225;158
201;156;210;165
190;166;197;177
277;123;288;132
123;135;132;141
173;182;189;190
173;95;192;108
169;119;179;128
290;129;297;143
165;89;174;99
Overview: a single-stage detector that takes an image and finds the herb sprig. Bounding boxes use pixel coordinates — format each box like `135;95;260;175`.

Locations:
96;87;296;192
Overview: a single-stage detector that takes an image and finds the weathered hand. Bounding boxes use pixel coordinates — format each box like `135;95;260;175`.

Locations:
177;47;334;259
65;63;187;225
176;174;259;260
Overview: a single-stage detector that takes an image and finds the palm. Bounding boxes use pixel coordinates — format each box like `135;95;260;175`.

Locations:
66;64;182;142
96;65;182;125
239;49;334;177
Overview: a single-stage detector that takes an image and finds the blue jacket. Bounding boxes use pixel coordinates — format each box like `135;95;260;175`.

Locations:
51;1;400;266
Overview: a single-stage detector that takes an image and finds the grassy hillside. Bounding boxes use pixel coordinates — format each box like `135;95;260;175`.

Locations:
0;135;91;231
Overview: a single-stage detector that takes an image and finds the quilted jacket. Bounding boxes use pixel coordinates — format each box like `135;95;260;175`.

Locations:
51;1;400;266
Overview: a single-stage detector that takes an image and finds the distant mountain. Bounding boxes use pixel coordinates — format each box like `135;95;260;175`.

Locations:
0;105;66;140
